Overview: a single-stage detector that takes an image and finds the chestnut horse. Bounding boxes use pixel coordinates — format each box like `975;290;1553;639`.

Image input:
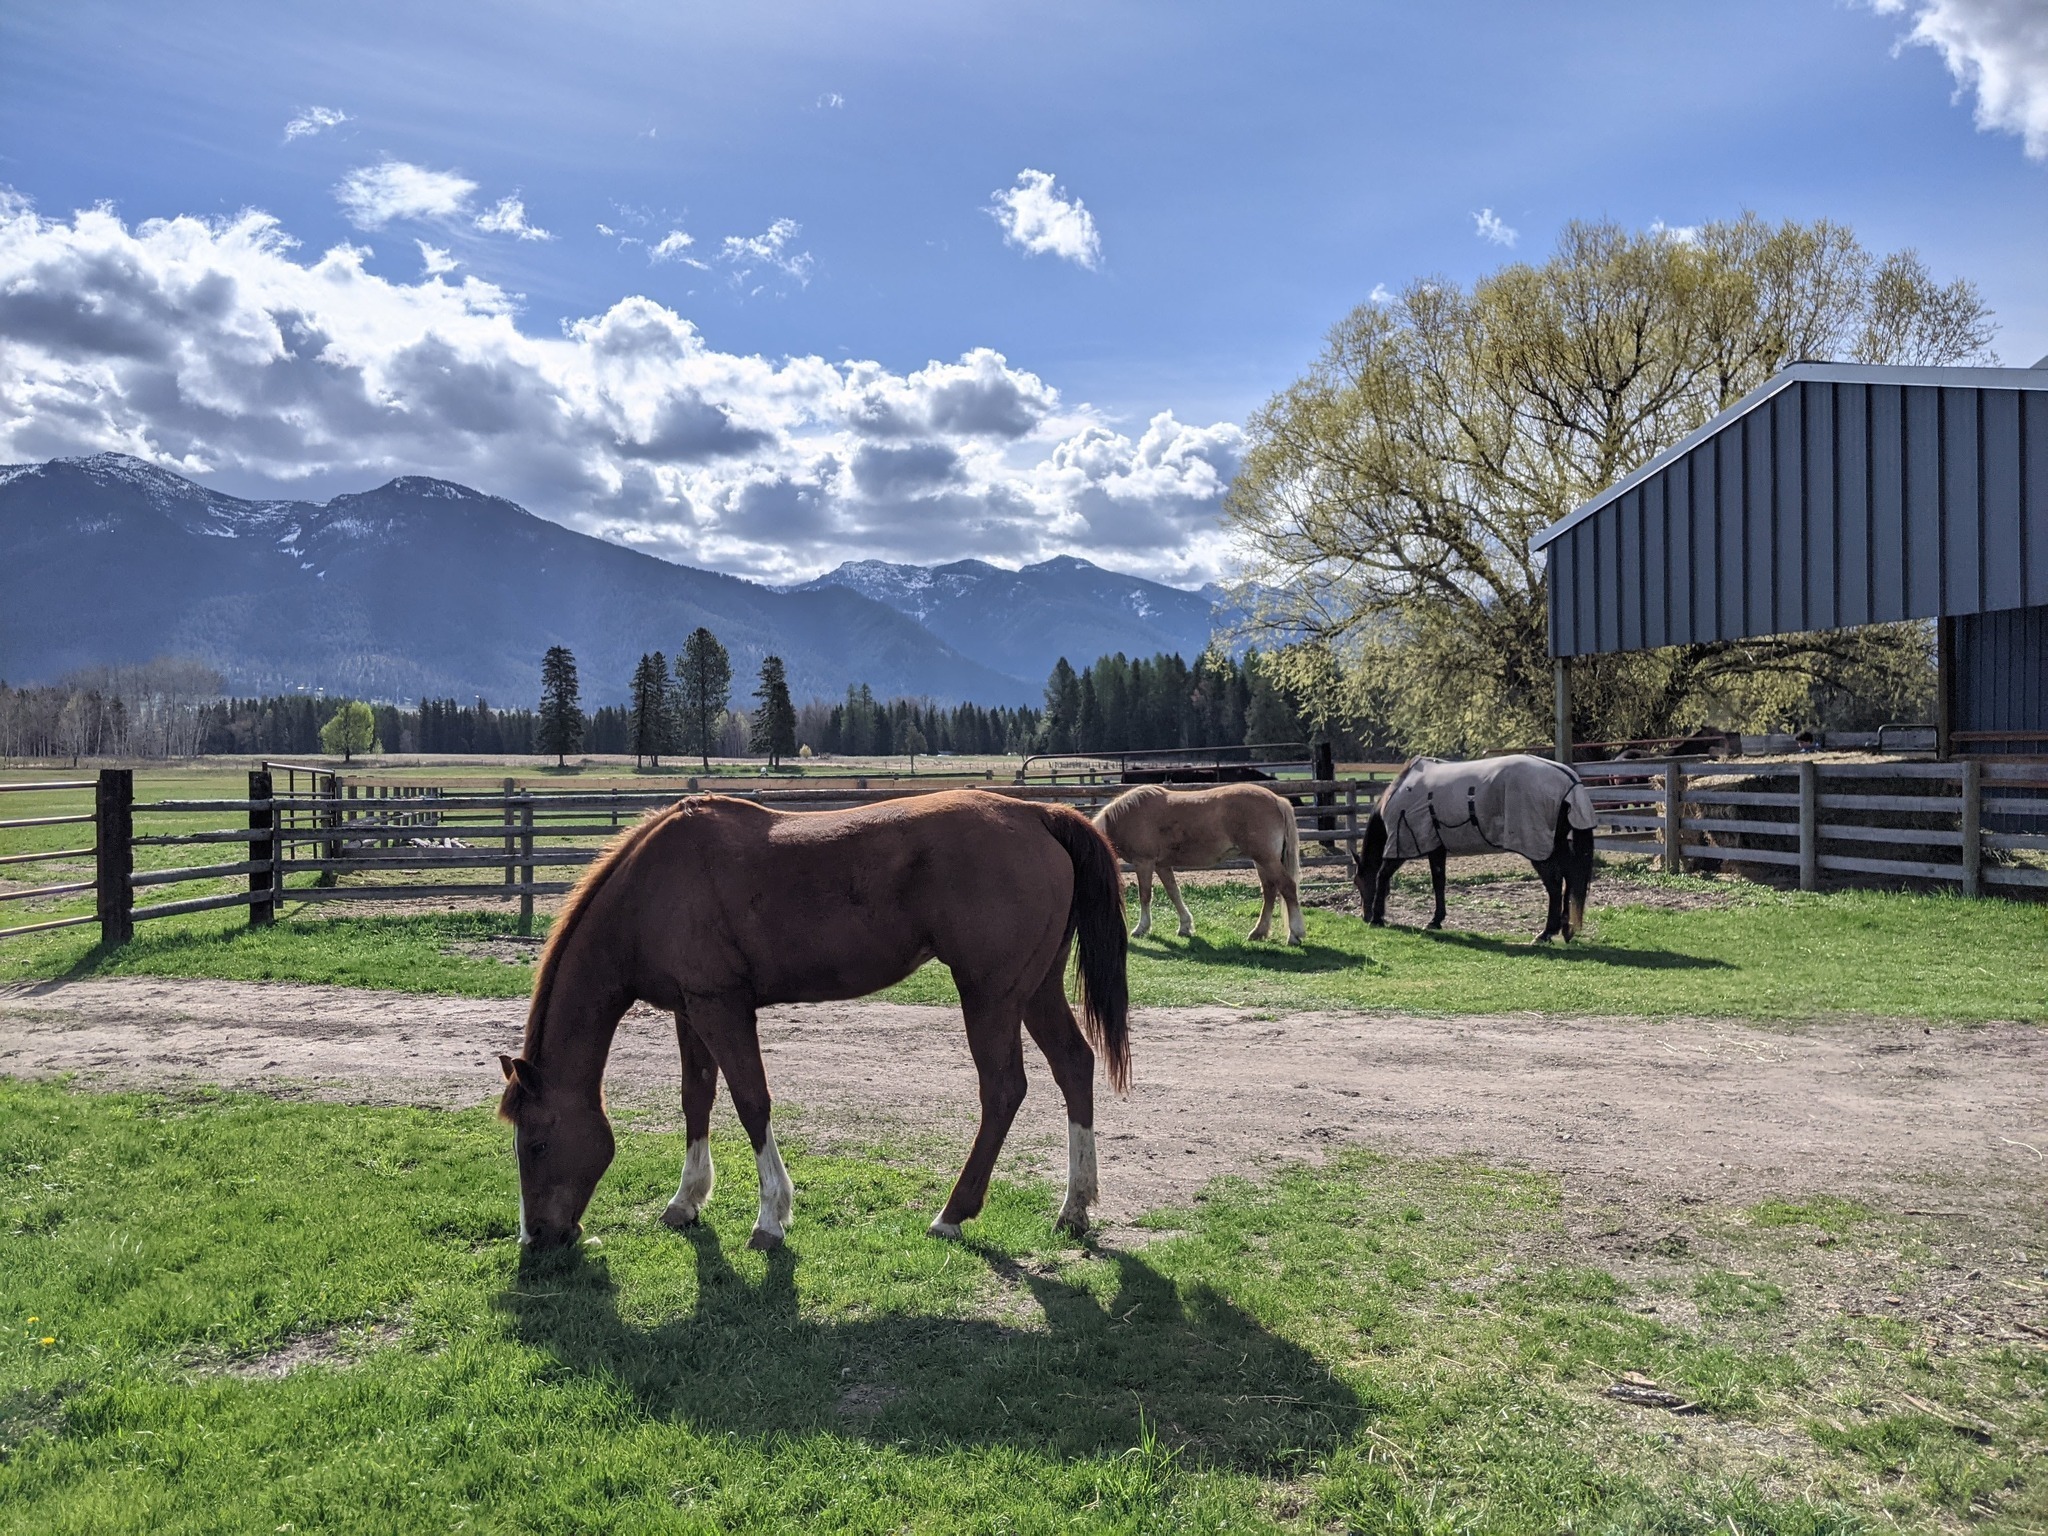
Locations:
1094;782;1303;945
497;790;1128;1251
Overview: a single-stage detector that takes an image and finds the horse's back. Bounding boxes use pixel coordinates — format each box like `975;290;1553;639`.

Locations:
1382;754;1585;860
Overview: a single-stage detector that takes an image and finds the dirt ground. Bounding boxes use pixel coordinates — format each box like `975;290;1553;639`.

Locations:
2;977;2041;1237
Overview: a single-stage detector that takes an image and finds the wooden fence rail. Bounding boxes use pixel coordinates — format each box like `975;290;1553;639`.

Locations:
2;760;2042;946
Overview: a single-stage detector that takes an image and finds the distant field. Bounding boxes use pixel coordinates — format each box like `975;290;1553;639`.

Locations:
2;1080;2041;1532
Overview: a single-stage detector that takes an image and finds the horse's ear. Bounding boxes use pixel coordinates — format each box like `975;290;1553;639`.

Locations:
499;1054;541;1096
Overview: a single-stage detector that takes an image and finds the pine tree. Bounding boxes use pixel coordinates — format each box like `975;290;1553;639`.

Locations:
630;652;670;768
749;655;798;767
537;646;583;767
675;627;733;771
1042;658;1081;752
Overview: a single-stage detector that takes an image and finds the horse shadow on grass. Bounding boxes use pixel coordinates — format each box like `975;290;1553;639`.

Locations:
1133;932;1357;975
1409;926;1733;970
498;1227;1361;1472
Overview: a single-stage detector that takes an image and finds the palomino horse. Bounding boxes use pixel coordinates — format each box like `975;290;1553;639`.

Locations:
497;790;1128;1251
1352;754;1597;942
1094;782;1303;945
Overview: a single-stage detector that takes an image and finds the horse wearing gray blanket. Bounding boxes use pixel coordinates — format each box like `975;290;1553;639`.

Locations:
1351;754;1598;942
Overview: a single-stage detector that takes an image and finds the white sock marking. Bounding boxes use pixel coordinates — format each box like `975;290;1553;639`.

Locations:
666;1136;715;1222
754;1130;793;1239
1057;1121;1098;1231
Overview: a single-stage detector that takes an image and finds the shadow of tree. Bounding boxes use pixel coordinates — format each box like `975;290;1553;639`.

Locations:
499;1229;1362;1471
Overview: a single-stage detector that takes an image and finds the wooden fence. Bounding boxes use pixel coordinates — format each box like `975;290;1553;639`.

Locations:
3;759;2042;947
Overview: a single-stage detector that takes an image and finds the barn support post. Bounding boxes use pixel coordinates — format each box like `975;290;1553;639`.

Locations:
1960;759;1982;899
247;769;275;927
1661;760;1683;875
1935;616;1956;760
1796;761;1819;892
1552;658;1573;765
95;767;133;947
518;794;535;937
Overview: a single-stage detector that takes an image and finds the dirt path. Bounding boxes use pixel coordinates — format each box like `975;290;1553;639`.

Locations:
3;977;2042;1226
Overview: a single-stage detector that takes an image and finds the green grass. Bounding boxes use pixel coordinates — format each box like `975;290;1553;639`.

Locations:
7;869;2046;1021
4;1080;2041;1533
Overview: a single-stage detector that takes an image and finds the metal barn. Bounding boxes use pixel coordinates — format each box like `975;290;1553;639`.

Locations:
1532;363;2048;759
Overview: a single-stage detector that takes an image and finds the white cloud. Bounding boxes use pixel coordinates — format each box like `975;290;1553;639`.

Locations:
817;92;845;109
1368;283;1394;304
720;218;814;287
335;162;477;228
1868;0;2048;158
1649;219;1701;244
283;106;350;142
988;169;1101;269
416;241;458;276
473;195;551;241
648;229;706;268
1473;208;1518;247
0;196;1241;583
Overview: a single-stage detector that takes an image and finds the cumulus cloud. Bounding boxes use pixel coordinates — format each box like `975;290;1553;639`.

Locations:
473;195;551;241
720;218;814;288
335;162;477;228
0;196;1241;583
416;241;458;276
283;106;350;142
1473;208;1518;247
1868;0;2048;158
988;169;1101;269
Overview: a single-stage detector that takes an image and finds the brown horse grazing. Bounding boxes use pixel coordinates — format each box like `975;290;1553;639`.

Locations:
1093;782;1303;945
497;790;1129;1251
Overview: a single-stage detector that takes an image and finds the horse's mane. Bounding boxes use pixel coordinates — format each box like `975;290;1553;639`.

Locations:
1375;757;1426;818
518;802;687;1061
1095;782;1168;836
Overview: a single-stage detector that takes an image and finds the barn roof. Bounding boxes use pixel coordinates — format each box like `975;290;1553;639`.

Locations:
1533;363;2048;658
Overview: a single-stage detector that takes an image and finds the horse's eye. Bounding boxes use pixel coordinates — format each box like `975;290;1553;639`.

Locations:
527;1141;548;1159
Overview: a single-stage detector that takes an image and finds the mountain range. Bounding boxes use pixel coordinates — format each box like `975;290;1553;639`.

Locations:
0;454;1232;707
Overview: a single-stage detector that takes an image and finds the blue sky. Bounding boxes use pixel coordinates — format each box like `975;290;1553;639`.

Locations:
1;1;2043;585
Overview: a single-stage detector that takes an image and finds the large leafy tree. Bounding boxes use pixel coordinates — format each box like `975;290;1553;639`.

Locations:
536;645;582;767
1226;215;1989;753
318;699;379;763
749;654;798;767
675;627;733;771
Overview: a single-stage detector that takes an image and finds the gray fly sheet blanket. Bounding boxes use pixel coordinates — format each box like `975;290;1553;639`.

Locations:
1379;755;1597;861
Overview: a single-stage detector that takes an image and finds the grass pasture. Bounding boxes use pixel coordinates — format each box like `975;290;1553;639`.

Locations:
5;866;2044;1024
4;1081;2045;1533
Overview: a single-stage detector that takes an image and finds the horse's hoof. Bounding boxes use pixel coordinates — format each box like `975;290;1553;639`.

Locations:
659;1203;700;1231
1368;917;1385;928
746;1226;783;1251
1426;920;1444;932
927;1218;963;1241
1177;927;1193;940
1533;933;1555;945
1054;1209;1089;1239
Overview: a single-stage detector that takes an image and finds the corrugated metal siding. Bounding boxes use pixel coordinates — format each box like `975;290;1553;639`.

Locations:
1548;378;2046;657
1955;603;2048;747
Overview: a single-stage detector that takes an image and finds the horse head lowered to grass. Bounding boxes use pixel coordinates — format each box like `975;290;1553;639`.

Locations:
1352;754;1597;943
498;790;1129;1250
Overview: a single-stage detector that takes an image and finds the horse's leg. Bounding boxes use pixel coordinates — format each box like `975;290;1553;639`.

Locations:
1427;850;1446;930
1132;862;1154;938
686;996;793;1249
1371;857;1402;925
1249;867;1277;940
1534;857;1563;943
1021;951;1098;1237
1273;849;1305;945
1158;866;1195;938
660;1012;720;1229
930;995;1029;1239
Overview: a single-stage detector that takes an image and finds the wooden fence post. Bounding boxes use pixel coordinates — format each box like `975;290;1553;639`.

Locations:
248;769;275;927
1345;779;1358;867
1312;742;1336;853
319;772;340;887
1797;761;1819;892
519;794;535;937
1661;760;1683;875
501;778;516;898
95;767;133;947
1960;759;1981;899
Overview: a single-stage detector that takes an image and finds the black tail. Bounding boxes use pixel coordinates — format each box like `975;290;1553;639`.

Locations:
1040;805;1131;1095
